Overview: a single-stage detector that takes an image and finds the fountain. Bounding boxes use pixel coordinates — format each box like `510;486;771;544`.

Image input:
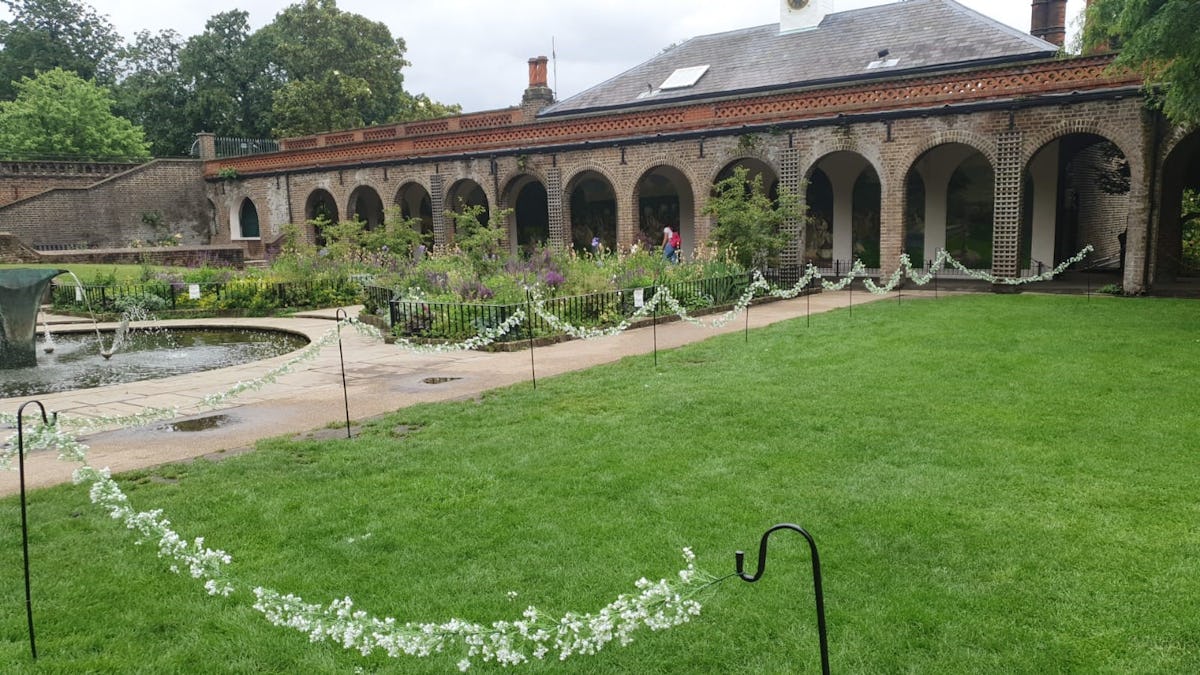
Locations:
0;269;66;369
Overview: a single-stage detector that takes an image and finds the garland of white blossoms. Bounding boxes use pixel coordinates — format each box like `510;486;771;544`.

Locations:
251;548;721;670
5;411;721;670
523;246;1096;337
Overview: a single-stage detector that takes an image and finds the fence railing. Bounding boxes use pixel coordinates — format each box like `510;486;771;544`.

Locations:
210;137;280;159
387;273;755;342
50;278;362;313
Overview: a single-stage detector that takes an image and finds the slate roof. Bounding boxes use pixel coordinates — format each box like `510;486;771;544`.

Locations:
539;0;1058;118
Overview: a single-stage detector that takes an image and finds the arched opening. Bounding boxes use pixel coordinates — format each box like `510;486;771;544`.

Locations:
347;185;385;229
568;172;617;254
304;189;339;246
233;198;260;239
906;144;995;270
506;176;549;255
715;158;779;200
445;180;489;241
1025;133;1129;273
395;182;434;242
805;169;833;266
806;151;880;270
636;165;694;259
1156;131;1200;281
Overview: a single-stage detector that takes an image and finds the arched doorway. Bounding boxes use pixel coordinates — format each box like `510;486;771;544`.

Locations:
1025;133;1130;273
907;144;995;270
348;185;385;229
506;176;549;255
445;180;489;242
395;182;434;242
1157;131;1200;281
807;152;881;270
304;189;339;246
232;198;260;239
568;172;617;254
636;165;694;258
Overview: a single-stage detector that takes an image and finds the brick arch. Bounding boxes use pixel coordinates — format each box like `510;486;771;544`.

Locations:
562;164;619;195
706;153;782;188
631;156;701;195
345;182;386;227
801;138;888;192
899;130;998;176
392;177;432;203
498;169;547;204
1161;125;1200;166
1021;119;1138;173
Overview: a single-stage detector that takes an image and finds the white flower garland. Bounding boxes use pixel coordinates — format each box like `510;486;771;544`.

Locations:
251;548;718;670
6;413;719;670
513;245;1094;340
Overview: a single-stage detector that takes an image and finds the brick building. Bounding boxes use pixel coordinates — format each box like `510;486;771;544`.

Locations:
150;1;1200;292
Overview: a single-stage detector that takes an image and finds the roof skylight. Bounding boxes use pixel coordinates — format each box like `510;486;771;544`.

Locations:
659;65;710;90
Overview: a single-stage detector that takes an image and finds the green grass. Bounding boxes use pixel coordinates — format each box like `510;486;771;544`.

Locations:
2;294;1198;673
0;263;172;285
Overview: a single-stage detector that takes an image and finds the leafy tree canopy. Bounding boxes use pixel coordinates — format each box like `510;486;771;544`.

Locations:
0;0;122;100
1084;0;1200;126
177;10;279;140
111;29;191;156
266;0;460;137
0;66;149;159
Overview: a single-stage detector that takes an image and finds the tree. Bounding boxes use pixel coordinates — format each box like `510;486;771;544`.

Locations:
1084;0;1200;126
112;29;192;156
0;67;149;159
177;10;278;140
703;166;800;269
0;0;123;100
264;0;459;137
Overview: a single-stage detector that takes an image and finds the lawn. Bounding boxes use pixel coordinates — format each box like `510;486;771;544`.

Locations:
2;293;1198;673
0;263;171;284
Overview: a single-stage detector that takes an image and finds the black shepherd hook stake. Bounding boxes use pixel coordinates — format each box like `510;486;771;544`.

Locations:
525;290;537;389
736;523;830;675
17;399;54;660
334;308;352;439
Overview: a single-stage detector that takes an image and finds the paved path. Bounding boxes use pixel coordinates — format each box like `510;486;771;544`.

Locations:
2;290;898;496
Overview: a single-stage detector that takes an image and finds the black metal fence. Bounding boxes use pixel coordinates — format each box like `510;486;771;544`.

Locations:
51;278;362;314
387;273;756;342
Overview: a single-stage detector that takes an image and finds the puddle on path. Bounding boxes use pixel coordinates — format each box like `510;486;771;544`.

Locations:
153;414;232;433
422;376;462;385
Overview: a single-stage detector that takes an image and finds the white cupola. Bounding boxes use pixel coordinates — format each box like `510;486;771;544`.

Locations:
780;0;835;33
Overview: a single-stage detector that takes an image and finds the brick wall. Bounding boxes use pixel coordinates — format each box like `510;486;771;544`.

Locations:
0;161;141;207
0;160;211;248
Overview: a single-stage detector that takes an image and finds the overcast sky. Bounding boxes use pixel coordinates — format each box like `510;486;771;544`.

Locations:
3;0;1087;113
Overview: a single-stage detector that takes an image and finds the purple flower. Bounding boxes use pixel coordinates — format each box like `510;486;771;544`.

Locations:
542;270;565;288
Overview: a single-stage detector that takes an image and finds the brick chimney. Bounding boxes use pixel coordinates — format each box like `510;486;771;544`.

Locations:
1030;0;1068;47
521;56;554;113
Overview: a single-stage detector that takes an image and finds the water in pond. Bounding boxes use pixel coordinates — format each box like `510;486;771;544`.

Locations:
0;327;308;399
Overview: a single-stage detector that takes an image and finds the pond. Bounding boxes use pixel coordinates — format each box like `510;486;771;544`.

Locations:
0;327;309;399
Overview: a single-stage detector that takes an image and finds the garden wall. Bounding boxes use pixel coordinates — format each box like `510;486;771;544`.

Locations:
0;161;142;207
0;160;212;249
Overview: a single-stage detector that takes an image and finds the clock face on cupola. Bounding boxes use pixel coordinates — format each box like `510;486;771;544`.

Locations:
780;0;832;33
